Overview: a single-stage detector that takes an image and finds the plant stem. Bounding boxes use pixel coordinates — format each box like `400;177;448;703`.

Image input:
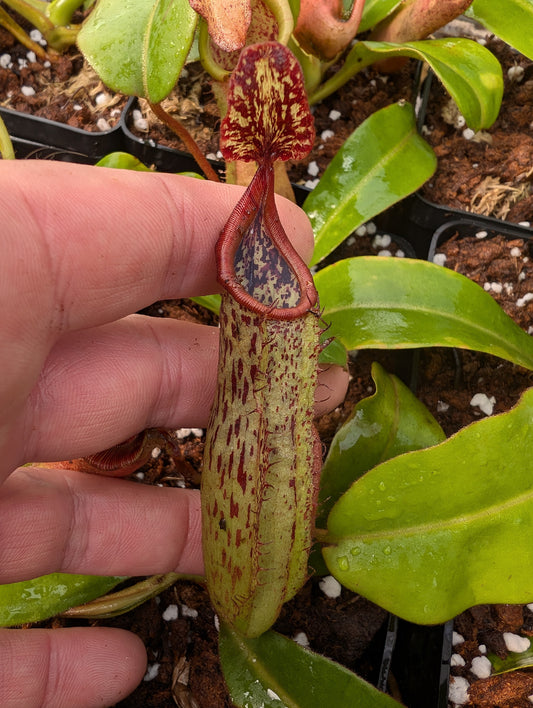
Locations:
0;6;48;59
60;573;205;618
149;102;221;182
0;116;15;160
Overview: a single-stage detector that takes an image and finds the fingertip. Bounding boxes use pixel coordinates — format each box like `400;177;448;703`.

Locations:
0;626;147;708
315;364;350;416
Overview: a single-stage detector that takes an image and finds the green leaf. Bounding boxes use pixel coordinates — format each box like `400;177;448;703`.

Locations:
95;151;153;170
318;335;348;367
323;387;533;624
315;256;533;370
305;102;436;265
0;573;124;626
317;362;445;526
219;623;402;708
77;0;197;101
310;37;503;132
358;0;402;33
190;294;221;314
467;0;533;61
489;644;533;675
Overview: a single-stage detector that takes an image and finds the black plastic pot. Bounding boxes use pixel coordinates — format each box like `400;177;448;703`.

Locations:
0;99;128;161
429;213;533;259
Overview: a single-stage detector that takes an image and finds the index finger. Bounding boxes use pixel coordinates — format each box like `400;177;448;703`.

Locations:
0;160;313;338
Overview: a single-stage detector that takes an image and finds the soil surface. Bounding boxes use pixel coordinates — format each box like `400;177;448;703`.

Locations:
0;27;127;130
420;37;533;224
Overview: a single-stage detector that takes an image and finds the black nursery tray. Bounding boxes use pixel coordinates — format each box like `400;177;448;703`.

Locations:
0;101;126;160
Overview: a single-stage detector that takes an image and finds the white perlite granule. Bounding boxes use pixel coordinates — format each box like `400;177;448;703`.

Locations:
451;653;466;667
181;604;199;619
449;676;470;705
293;631;309;647
143;663;160;681
433;253;447;266
329;109;341;121
471;655;492;678
96;118;111;132
452;631;465;646
162;604;179;621
470;393;496;416
503;632;531;653
307;161;319;177
319;575;342;599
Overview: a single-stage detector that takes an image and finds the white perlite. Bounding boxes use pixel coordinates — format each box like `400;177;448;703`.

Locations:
181;604;199;619
508;65;525;82
329;109;341;121
143;663;160;681
373;233;391;250
470;393;496;416
503;632;531;653
452;631;465;646
293;631;310;647
471;655;492;678
162;604;179;621
96;118;111;132
307;161;319;177
319;575;342;599
451;653;466;667
321;129;334;140
21;86;35;97
433;253;447;266
176;428;204;439
449;676;470;705
267;689;281;701
517;293;533;307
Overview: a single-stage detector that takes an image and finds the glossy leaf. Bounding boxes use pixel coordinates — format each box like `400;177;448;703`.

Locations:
219;623;403;707
305;102;436;265
323;387;533;624
0;574;124;627
358;0;402;33
317;362;444;526
315;256;533;371
95;152;152;170
318;335;348;367
310;37;503;132
190;294;221;314
467;0;533;60
77;0;197;102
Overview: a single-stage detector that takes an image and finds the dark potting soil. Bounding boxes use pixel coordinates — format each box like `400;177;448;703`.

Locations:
0;27;128;130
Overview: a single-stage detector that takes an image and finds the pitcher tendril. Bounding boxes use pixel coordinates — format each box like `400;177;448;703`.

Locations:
201;41;323;638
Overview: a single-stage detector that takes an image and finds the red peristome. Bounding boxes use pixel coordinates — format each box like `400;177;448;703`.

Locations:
220;42;315;163
216;159;318;320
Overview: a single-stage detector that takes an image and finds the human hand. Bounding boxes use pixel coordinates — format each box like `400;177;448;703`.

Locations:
0;160;349;707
